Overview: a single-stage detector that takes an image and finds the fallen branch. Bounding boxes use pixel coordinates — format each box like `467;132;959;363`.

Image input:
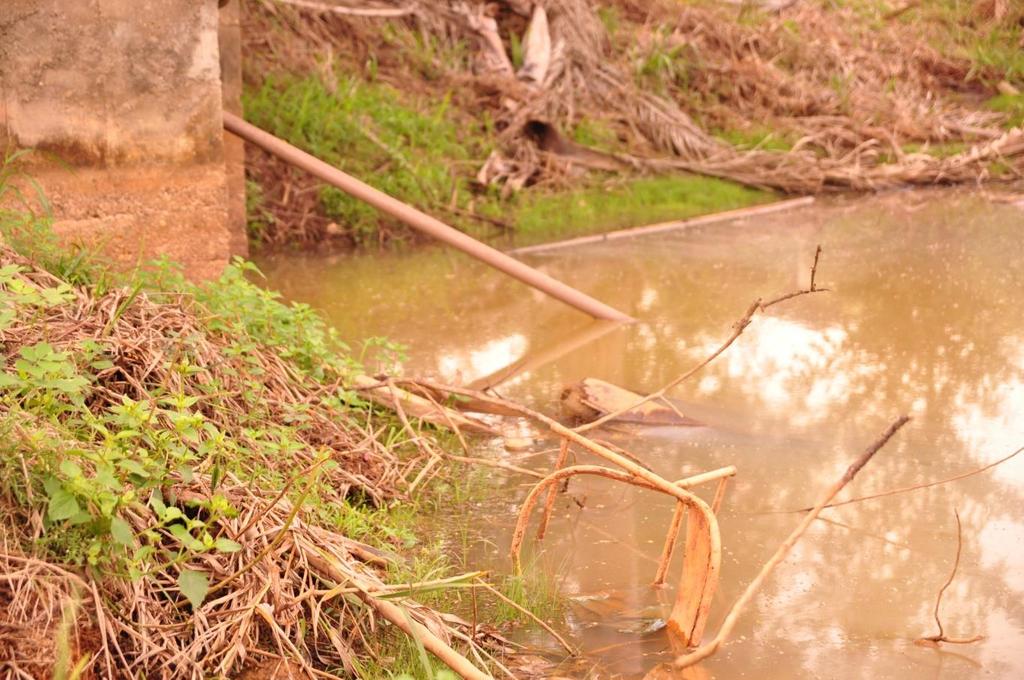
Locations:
914;509;984;646
772;444;1024;514
306;551;492;680
536;438;570;540
444;453;546;479
672;416;910;669
351;374;498;435
575;246;828;433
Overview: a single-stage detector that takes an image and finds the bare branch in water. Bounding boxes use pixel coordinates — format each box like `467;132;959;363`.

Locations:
576;245;828;433
914;509;984;647
672;416;910;669
767;444;1024;514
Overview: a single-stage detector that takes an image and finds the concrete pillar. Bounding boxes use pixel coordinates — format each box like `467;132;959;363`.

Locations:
0;0;244;279
218;0;248;258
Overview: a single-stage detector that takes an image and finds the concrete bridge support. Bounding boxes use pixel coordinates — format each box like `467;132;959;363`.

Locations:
0;0;247;279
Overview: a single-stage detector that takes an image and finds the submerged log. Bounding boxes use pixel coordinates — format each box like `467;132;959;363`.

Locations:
560;378;703;426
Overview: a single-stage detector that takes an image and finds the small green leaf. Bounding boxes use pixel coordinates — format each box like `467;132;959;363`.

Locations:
176;464;195;483
69;510;93;526
43;476;62;496
213;538;242;553
48;488;80;521
177;569;209;609
118;459;148;477
59;460;83;478
149;489;167;516
110;516;135;546
168;523;203;551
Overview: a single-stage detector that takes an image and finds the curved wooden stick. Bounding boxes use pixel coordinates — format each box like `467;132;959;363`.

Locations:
673;416;909;669
510;464;724;646
654;474;732;587
397;381;735;646
536;438;570;540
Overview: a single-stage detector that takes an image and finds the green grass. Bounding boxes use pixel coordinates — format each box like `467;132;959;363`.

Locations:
570;117;622;150
511;175;774;245
987;93;1024;128
715;126;795;152
243;73;494;244
243;67;778;250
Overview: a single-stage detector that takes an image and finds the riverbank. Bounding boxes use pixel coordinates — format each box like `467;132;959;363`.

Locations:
0;185;526;677
241;0;1024;252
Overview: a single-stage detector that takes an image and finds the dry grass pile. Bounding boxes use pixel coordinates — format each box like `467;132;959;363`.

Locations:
245;0;1024;194
0;246;488;678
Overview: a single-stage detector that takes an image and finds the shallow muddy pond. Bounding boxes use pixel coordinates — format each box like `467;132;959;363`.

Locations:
259;190;1024;679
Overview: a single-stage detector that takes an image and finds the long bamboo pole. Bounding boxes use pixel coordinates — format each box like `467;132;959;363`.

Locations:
223;112;634;323
508;196;815;255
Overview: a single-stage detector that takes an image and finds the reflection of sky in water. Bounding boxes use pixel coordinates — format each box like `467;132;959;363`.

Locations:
260;190;1024;679
437;333;527;383
687;317;885;427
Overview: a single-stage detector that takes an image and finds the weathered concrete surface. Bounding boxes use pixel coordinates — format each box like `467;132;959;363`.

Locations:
0;0;246;278
219;0;249;257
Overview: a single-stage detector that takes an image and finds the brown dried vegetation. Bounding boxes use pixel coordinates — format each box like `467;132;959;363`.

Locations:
0;246;490;678
242;0;1024;234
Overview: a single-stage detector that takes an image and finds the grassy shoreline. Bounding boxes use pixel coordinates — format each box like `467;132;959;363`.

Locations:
242;73;775;252
0;168;553;678
240;0;1023;253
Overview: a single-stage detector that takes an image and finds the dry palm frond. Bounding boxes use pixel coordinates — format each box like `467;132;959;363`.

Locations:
325;0;1023;194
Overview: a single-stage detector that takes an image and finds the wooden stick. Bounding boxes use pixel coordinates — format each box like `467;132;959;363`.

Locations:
654;470;734;587
225;113;633;323
775;444;1024;514
508;463;725;646
474;579;577;656
352;374;498;435
672;416;909;669
653;502;687;587
711;477;730;514
507;197;815;255
575;247;827;433
444;454;546;479
915;509;984;646
537;438;570;540
509;465;736;572
655;475;730;587
305;552;492;680
275;0;417;19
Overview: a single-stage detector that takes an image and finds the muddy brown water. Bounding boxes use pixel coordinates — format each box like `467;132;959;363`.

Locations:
258;189;1024;679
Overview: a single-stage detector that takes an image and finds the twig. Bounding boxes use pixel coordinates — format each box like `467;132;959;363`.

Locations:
275;0;415;17
915;509;984;646
576;246;828;433
306;551;492;680
537;438;570;540
673;416;909;669
771;444;1024;514
653;502;688;587
474;579;577;656
445;454;546;479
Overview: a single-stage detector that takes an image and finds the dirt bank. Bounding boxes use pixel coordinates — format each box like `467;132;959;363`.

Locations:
240;0;1023;250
